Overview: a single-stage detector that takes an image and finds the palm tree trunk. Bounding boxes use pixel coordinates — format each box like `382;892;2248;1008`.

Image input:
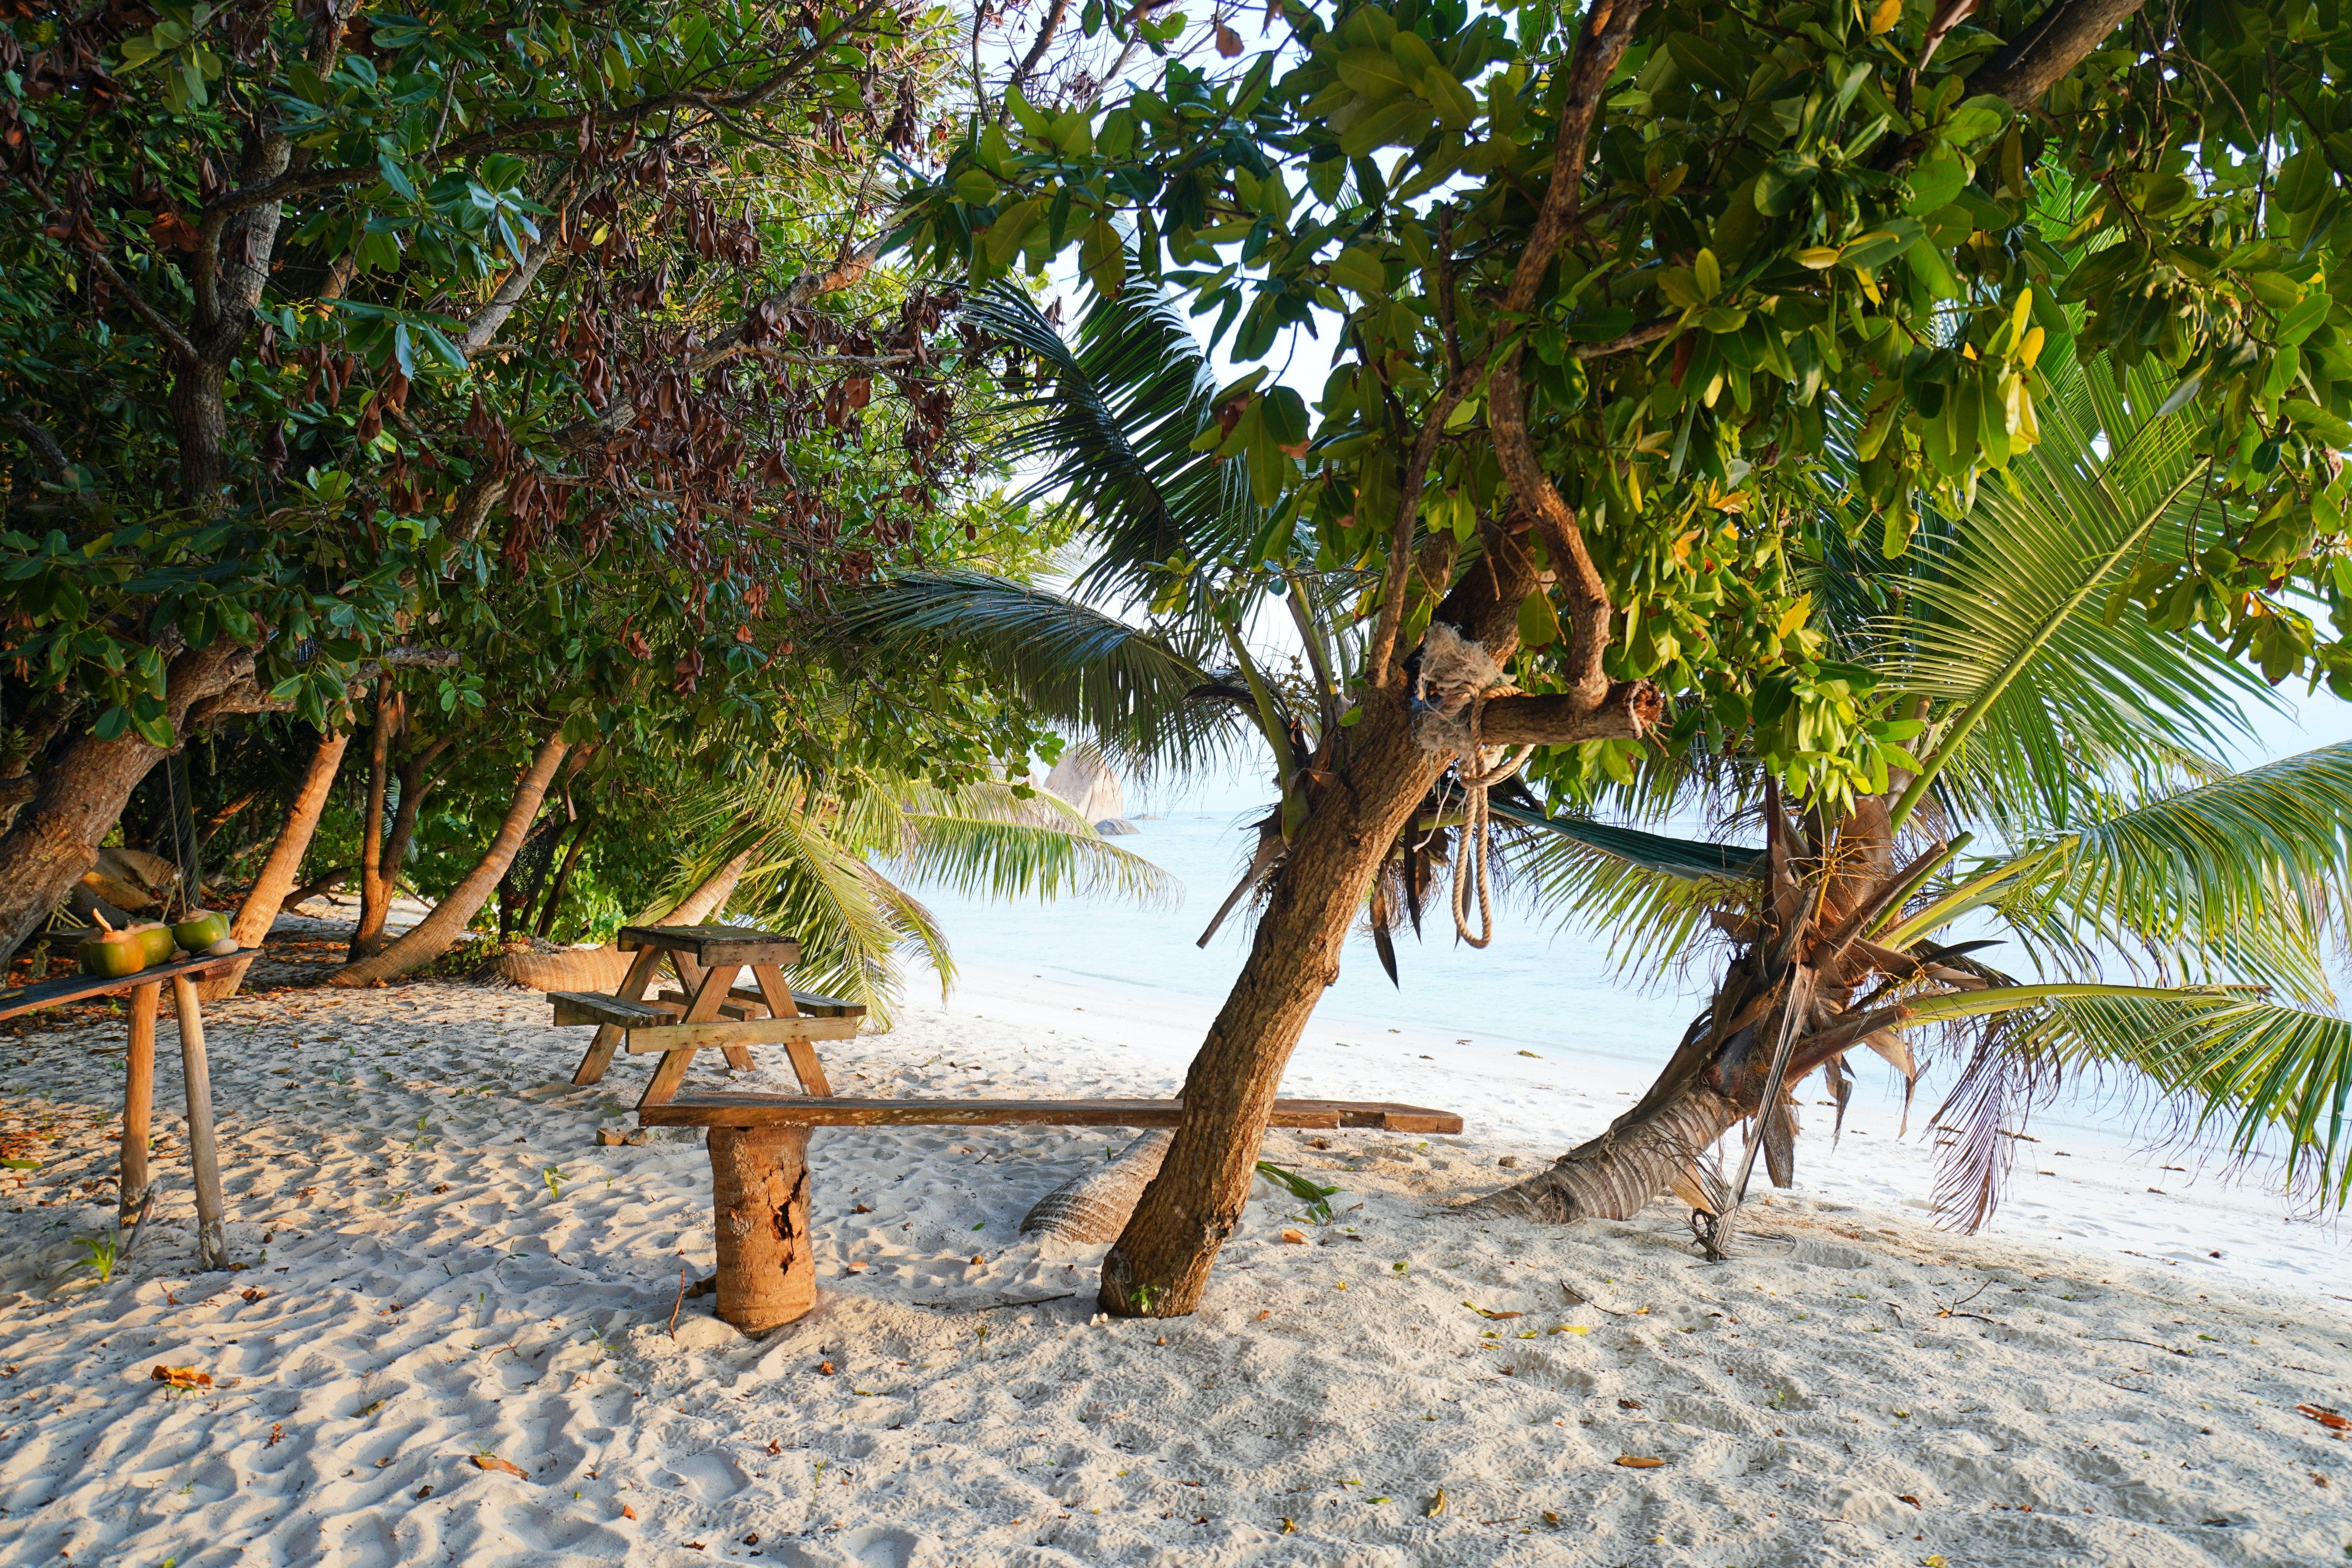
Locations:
194;729;350;1001
326;736;570;986
1467;1081;1744;1222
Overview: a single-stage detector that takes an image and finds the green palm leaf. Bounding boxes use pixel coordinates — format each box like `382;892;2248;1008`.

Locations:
1876;352;2269;836
841;569;1244;777
2025;993;2352;1207
1981;742;2352;1002
963;286;1261;603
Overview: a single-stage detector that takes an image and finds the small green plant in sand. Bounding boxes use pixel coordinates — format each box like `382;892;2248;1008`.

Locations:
408;1115;434;1151
1256;1161;1342;1225
73;1230;120;1283
541;1166;566;1202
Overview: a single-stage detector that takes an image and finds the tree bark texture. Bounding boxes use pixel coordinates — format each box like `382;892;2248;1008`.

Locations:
196;729;351;1001
351;683;398;960
1465;1081;1743;1222
326;735;570;985
0;642;251;959
708;1124;816;1333
1100;529;1656;1317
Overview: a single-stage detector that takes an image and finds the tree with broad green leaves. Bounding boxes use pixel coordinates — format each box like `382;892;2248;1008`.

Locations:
894;0;2352;1316
0;0;1024;961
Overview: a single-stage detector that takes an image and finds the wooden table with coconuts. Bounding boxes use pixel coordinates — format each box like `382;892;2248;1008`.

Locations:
0;909;246;1269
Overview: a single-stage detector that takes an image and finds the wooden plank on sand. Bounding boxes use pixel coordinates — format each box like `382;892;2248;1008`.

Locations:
639;1095;1464;1133
0;950;249;1022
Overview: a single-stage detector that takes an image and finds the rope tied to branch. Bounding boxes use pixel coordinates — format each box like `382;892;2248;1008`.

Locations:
1412;624;1533;949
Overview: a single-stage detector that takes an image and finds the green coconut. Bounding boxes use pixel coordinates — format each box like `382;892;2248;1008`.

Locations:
79;930;147;978
173;910;230;952
128;923;177;967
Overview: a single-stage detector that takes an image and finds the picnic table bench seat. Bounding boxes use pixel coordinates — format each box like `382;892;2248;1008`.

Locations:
643;1091;1465;1333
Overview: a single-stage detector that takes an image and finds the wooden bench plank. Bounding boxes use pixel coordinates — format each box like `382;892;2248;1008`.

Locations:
618;923;801;967
651;990;764;1022
788;988;865;1019
638;1095;1463;1134
624;1016;862;1053
549;991;672;1028
650;984;866;1022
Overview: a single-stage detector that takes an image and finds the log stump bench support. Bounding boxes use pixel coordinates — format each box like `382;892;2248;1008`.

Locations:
554;925;864;1108
0;949;251;1269
640;1093;1467;1334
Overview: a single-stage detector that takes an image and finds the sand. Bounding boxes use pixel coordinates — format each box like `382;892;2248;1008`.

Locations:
1;931;2348;1566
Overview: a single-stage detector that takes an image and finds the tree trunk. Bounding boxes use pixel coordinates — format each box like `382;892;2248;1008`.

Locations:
350;684;399;960
533;814;594;938
196;729;351;1001
0;643;249;959
1100;529;1556;1317
1466;1081;1744;1222
326;735;570;986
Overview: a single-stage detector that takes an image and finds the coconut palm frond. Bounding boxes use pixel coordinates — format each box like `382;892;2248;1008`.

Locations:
1979;743;2352;1002
964;286;1261;602
881;779;1180;910
2026;993;2352;1209
840;569;1246;777
1505;815;1758;977
1880;352;2269;835
718;782;925;1023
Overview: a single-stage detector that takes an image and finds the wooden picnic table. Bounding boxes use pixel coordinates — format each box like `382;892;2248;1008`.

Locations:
555;924;861;1108
0;948;249;1269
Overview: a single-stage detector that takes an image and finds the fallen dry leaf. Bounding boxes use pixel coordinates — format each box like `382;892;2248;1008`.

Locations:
1280;1229;1306;1244
816;1362;836;1376
469;1454;528;1479
239;1287;266;1303
1617;1398;1643;1410
851;1203;872;1214
415;1485;432;1499
1463;1301;1523;1320
968;1255;984;1265
151;1365;211;1390
1898;1494;1923;1509
765;1439;782;1455
620;1504;637;1520
1254;1309;1272;1322
2299;1403;2349;1432
1614;1456;1666;1469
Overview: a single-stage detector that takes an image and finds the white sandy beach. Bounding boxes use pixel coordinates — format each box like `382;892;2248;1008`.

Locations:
1;919;2349;1567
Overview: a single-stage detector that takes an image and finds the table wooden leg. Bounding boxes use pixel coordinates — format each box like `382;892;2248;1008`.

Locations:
750;964;831;1095
170;975;229;1269
708;1124;815;1333
572;946;666;1086
120;983;159;1230
638;1047;697;1107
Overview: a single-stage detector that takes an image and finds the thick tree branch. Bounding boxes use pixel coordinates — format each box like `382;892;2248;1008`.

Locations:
1477;681;1663;746
1366;364;1478;690
1968;0;2147;106
1487;0;1652;709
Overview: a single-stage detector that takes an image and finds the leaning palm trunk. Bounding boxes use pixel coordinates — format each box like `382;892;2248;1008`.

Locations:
327;736;570;985
1472;1080;1744;1223
1472;789;1923;1242
196;729;350;1001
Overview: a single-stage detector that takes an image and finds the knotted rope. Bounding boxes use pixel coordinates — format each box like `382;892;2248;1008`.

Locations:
1412;625;1533;949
